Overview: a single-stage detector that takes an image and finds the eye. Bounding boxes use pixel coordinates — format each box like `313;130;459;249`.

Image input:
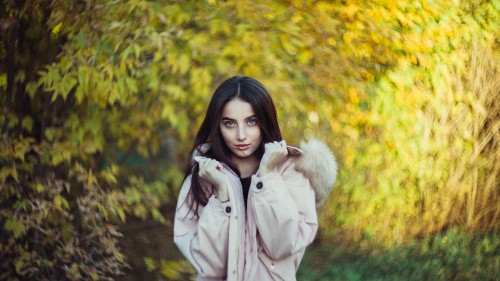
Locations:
223;120;236;127
247;118;257;126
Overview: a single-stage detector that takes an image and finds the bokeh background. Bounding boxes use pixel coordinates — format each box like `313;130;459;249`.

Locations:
1;0;498;280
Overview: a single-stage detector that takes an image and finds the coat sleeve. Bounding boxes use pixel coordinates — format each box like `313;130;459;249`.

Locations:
173;175;231;278
249;160;318;261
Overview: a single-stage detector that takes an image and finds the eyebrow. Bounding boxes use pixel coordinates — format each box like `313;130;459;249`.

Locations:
221;115;257;121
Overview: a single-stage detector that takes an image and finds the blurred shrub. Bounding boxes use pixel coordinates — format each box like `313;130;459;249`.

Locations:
319;0;499;243
298;228;500;281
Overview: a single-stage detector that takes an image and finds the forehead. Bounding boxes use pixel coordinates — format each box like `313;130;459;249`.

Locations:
221;98;255;119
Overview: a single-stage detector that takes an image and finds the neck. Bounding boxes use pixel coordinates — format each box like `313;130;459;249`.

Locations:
232;155;260;178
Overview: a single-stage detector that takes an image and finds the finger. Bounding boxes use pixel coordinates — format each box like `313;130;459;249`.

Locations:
208;159;218;168
264;143;274;154
215;162;223;172
270;141;286;153
207;160;217;172
209;159;222;170
202;159;212;171
279;140;287;153
268;141;279;150
199;159;214;177
277;141;286;152
280;140;287;149
207;159;221;172
199;158;209;172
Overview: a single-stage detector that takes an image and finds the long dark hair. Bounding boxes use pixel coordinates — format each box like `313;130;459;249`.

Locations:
183;76;282;215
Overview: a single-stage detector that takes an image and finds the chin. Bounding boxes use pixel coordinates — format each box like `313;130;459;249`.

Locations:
234;152;252;158
232;150;256;159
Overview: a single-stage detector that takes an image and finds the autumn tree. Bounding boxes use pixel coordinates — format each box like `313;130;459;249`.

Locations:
1;0;498;280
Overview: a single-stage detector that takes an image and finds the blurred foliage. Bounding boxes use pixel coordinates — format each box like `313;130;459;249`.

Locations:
319;0;500;243
0;0;498;280
298;228;500;281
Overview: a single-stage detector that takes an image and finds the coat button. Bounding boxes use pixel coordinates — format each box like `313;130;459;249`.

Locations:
256;182;263;189
225;206;231;213
270;262;275;269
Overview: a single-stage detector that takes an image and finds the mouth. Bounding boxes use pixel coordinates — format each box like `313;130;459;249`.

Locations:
235;144;250;151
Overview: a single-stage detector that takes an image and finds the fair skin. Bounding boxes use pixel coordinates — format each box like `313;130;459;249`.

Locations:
197;97;288;202
220;97;262;176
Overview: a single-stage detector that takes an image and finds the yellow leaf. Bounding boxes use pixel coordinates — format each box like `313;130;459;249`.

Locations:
348;87;359;104
117;208;126;223
101;170;118;184
6;219;26;238
144;257;157;271
15;259;25;273
179;54;190;75
35;183;45;192
52;153;63;166
54;194;69;210
21;116;33;132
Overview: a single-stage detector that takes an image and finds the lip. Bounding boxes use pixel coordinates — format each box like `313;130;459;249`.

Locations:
235;144;250;150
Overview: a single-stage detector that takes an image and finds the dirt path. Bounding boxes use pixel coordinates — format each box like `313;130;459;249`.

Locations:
118;215;182;281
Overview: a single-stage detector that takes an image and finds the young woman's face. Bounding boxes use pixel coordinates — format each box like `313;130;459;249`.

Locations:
220;97;262;161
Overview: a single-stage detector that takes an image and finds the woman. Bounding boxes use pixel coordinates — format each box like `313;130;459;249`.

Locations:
174;76;337;281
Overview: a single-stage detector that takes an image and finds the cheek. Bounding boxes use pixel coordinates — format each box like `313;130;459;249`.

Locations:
251;126;262;141
220;126;232;143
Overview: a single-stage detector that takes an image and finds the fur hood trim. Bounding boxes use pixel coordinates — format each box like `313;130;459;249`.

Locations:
294;138;337;206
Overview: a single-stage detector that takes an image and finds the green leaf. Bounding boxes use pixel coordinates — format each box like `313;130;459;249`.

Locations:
13;199;29;211
14;147;26;162
86;117;101;134
5;219;26;238
52;153;63;166
15;259;25;274
10;166;19;182
54;194;70;210
51;92;58;102
8;116;18;129
75;85;84;104
77;66;88;89
117;207;126;223
179;53;190;74
101;170;118;184
35;183;45;192
151;208;166;224
144;257;157;271
14;70;26;83
125;77;138;94
45;128;56;141
0;73;6;90
0;167;12;182
61;76;78;100
26;81;39;98
21;116;33;132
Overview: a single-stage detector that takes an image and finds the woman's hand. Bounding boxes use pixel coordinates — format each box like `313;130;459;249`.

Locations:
195;157;229;201
259;140;288;176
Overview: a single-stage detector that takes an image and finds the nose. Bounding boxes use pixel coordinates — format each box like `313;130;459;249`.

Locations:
236;124;246;141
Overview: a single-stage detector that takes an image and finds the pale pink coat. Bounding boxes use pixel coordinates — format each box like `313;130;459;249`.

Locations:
174;139;337;281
